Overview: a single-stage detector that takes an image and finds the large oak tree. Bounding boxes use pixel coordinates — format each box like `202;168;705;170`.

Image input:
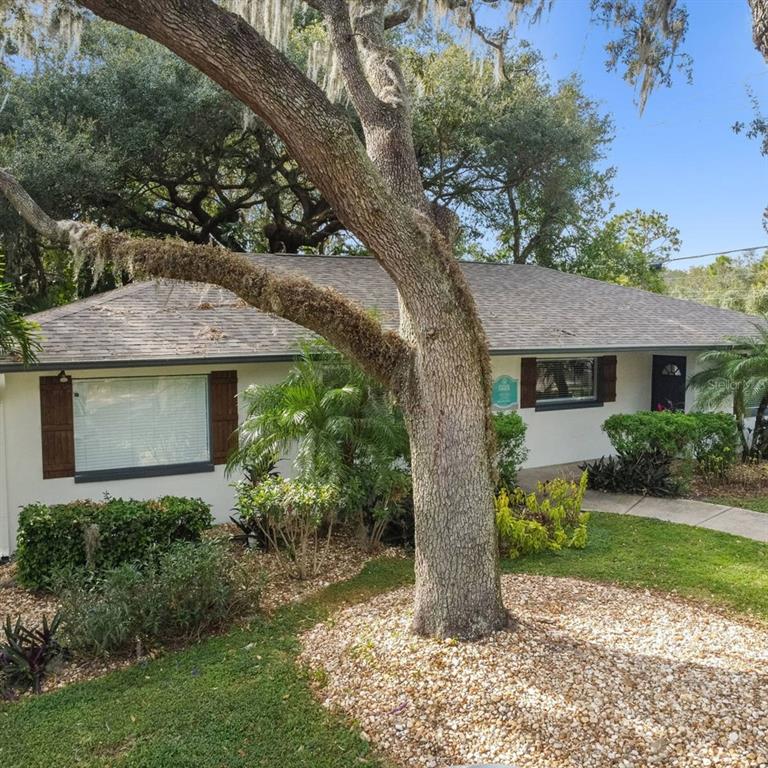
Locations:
0;0;729;638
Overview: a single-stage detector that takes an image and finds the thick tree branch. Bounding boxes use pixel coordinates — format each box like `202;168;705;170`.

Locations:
324;0;385;121
76;0;424;280
0;170;410;388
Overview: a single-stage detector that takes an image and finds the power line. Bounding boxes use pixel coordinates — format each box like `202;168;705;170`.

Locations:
664;244;768;264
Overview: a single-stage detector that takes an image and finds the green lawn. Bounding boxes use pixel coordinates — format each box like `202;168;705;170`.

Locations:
705;494;768;514
2;512;768;768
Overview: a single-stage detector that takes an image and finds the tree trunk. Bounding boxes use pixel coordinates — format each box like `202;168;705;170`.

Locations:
405;360;506;638
750;0;768;62
397;269;506;639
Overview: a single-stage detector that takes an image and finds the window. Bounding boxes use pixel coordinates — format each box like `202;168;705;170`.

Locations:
535;358;598;406
73;375;211;479
660;363;682;377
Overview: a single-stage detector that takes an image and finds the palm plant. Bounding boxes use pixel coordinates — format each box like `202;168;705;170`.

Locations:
228;340;409;545
689;321;768;461
0;263;41;365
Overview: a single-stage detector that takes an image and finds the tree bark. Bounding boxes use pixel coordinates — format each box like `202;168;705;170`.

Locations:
749;0;768;62
11;0;508;639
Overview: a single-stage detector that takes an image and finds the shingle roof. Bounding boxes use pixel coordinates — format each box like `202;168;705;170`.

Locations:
1;254;760;371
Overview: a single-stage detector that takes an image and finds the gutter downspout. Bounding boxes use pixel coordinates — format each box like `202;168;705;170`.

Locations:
0;374;9;557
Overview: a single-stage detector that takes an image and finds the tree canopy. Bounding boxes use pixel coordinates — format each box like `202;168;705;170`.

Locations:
0;0;729;639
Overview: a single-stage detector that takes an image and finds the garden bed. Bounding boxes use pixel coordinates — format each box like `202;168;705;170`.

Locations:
300;574;768;768
688;462;768;513
0;530;375;695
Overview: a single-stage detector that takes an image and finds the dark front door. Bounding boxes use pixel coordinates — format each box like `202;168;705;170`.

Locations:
651;355;687;411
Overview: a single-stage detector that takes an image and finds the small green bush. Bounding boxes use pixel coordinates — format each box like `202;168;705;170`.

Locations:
234;478;339;579
57;540;261;657
493;412;528;489
16;496;212;590
689;412;740;481
601;411;739;483
602;411;697;461
495;472;589;559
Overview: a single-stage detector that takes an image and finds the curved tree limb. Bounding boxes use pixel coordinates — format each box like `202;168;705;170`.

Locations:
0;170;411;388
76;0;430;286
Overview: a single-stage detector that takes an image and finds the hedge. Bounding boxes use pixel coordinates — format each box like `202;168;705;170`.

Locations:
16;496;212;590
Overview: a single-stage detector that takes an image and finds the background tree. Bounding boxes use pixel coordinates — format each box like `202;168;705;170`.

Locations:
0;0;696;639
409;44;615;265
569;209;680;291
666;251;768;312
0;19;344;310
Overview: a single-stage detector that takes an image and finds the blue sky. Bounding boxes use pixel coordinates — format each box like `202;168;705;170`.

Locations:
506;0;768;267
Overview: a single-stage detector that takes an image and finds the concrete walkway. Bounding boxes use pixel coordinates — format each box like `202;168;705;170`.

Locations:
518;462;768;544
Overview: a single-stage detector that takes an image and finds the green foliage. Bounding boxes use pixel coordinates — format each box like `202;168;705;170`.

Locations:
583;453;681;496
495;472;589;558
0;613;65;697
666;253;768;315
231;340;410;549
16;496;212;590
689;322;768;461
593;411;740;493
0;21;342;310
689;412;740;481
235;477;339;579
0;262;41;363
569;209;679;291
407;44;614;267
57;541;261;657
603;411;698;460
492;411;528;489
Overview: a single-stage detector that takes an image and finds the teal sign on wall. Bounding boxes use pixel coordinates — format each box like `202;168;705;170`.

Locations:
492;375;519;410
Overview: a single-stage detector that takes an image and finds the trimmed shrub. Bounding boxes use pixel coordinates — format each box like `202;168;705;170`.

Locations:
234;478;339;579
56;540;261;657
602;411;697;461
597;411;740;490
16;496;212;590
493;412;528;489
496;472;589;559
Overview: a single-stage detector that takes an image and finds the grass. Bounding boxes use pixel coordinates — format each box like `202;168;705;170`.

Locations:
2;513;768;767
705;494;768;514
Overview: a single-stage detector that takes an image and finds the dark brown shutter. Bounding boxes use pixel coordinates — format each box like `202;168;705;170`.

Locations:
599;355;617;403
520;357;537;408
39;376;75;479
210;370;238;465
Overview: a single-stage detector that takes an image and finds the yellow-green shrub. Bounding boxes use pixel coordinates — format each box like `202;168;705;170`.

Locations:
495;472;590;559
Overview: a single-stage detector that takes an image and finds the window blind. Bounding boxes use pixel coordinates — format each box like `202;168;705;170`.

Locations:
535;358;597;404
73;375;210;473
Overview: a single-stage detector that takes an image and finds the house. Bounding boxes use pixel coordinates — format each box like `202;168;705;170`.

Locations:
0;254;759;555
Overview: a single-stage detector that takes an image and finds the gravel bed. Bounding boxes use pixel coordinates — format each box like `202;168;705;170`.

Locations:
300;575;768;768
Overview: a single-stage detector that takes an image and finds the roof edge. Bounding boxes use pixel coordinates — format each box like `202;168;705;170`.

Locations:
0;344;732;374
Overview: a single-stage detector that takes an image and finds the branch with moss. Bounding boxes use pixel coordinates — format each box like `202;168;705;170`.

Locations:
0;170;410;386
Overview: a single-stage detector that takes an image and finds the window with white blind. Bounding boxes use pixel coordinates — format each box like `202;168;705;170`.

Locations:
535;358;598;405
73;375;211;478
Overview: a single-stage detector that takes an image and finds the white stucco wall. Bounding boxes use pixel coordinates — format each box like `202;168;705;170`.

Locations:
0;350;703;554
491;350;701;469
0;361;292;554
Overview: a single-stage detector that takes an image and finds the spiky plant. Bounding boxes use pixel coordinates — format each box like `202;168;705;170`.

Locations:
689;320;768;460
229;339;408;492
0;264;41;364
